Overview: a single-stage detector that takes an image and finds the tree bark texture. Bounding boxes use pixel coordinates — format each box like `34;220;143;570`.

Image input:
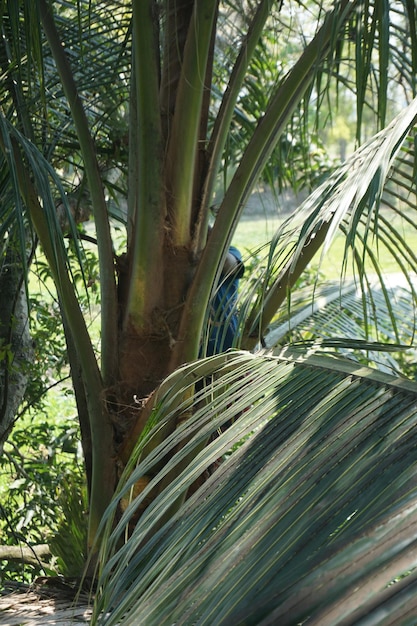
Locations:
0;247;33;451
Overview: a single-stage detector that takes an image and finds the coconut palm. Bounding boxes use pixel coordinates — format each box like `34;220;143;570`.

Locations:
2;0;417;622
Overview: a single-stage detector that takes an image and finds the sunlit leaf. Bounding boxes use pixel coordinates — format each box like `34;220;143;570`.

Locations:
93;350;417;625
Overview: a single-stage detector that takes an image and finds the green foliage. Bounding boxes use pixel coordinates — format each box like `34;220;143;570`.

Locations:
0;339;13;367
3;1;417;623
0;405;84;581
48;480;88;578
0;245;91;582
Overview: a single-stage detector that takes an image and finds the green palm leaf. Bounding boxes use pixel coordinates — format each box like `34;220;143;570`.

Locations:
264;276;416;373
93;350;417;624
238;97;417;350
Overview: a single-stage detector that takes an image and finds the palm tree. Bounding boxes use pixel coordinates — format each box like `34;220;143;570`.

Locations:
2;0;417;622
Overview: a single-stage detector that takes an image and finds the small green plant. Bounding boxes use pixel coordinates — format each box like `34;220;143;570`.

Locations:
48;480;89;578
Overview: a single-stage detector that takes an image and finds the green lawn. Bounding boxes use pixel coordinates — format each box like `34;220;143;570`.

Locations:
233;209;417;280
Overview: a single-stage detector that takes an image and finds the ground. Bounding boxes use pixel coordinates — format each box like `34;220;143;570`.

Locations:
0;580;92;625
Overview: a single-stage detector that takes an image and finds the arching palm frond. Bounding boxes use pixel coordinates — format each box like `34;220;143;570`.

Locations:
0;0;132;274
0;1;131;274
93;350;417;625
237;97;417;352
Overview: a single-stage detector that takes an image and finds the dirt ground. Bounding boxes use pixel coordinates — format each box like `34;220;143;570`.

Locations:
0;580;93;625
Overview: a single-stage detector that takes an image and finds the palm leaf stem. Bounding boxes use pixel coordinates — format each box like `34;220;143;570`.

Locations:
405;0;417;95
165;0;218;247
38;0;118;387
124;0;166;332
195;0;276;253
1;135;114;554
245;96;417;350
376;0;389;128
243;217;333;350
171;0;356;367
212;0;355;253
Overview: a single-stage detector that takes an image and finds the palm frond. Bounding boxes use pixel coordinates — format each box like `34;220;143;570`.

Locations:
93;350;417;624
239;96;417;349
263;275;417;374
0;115;86;284
1;1;131;191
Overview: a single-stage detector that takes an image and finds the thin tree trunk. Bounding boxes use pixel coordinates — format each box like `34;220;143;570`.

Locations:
0;245;33;451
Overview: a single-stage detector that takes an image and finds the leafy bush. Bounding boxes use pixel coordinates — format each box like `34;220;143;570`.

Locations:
0;400;86;582
0;246;94;582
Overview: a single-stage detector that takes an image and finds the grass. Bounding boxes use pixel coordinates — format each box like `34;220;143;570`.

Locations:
233;218;346;279
233;208;417;280
233;215;281;251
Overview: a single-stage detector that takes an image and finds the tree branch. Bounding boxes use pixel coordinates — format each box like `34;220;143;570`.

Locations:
0;544;51;569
